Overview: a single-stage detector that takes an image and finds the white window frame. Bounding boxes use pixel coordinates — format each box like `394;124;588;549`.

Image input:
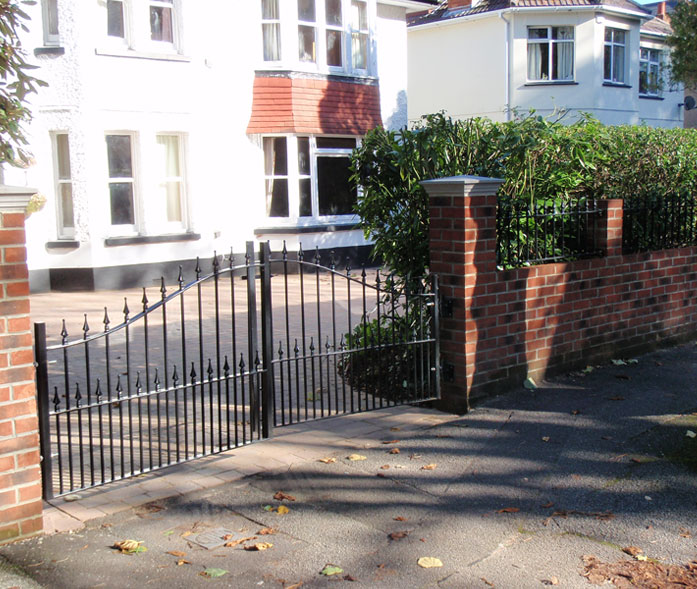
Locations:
105;132;139;235
526;26;575;82
262;134;360;225
604;27;627;84
639;46;662;97
148;133;188;234
51;132;75;239
349;0;369;73
262;0;374;77
41;0;60;46
261;0;282;62
106;0;129;46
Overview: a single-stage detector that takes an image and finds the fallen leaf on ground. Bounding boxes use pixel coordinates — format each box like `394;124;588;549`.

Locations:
320;565;344;576
166;550;186;558
181;531;192;538
622;546;643;557
382;440;400;444
541;502;554;508
318;457;336;463
380;464;390;470
542;436;550;442
635;554;648;561
344;574;357;581
496;507;520;514
286;583;303;589
390;427;401;432
541;577;559;586
417;557;443;568
686;430;697;439
244;542;273;551
273;491;296;502
582;555;697;587
276;505;290;515
543;510;614;526
582;366;594;374
436;434;452;438
421;464;437;470
611;359;627;366
224;536;256;548
409;454;422;460
679;528;691;538
258;528;276;535
177;559;190;566
481;578;494;587
113;540;146;554
389;531;409;540
200;568;228;578
394;516;407;521
388;448;400;455
348;454;367;461
263;505;274;511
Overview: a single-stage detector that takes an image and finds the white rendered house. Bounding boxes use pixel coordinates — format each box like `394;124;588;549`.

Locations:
8;0;433;291
407;0;682;127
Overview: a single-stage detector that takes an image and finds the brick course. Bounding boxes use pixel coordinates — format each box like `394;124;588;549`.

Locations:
424;178;697;411
0;208;42;545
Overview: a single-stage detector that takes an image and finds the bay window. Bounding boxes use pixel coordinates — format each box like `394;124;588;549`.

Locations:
263;135;358;222
639;47;662;96
261;0;372;75
527;26;574;82
604;28;627;84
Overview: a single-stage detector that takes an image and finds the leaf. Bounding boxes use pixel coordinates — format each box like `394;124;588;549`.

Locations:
496;507;520;514
635;554;648;561
541;436;550;442
611;359;627;366
258;528;276;535
421;464;437;470
276;505;290;515
181;531;192;538
244;542;273;551
481;578;494;587
523;377;537;390
177;559;191;566
286;583;304;589
541;502;554;508
417;557;443;568
541;577;559;586
200;568;228;578
344;574;357;581
389;531;409;540
162;530;174;536
382;440;400;444
320;565;344;576
686;430;697;438
113;540;146;554
581;365;594;374
388;448;400;455
623;546;643;557
318;457;337;463
262;505;274;511
273;491;296;502
679;527;692;538
390;427;401;432
348;454;367;461
225;536;256;548
167;550;186;558
380;464;390;470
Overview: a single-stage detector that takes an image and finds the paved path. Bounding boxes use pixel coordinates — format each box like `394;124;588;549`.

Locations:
1;341;697;588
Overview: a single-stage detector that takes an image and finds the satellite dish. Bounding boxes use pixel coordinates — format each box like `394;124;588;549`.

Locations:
684;95;696;111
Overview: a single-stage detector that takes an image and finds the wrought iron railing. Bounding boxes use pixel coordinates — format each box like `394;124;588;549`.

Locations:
496;196;603;268
622;191;697;253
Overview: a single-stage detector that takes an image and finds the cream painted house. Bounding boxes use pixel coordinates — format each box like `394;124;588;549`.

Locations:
407;0;683;127
7;0;433;291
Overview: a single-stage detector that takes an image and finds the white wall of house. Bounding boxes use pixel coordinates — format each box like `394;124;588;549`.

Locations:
408;9;683;127
8;0;413;290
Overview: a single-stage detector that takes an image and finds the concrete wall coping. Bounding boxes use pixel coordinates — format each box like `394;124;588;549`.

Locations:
420;175;504;197
0;185;37;214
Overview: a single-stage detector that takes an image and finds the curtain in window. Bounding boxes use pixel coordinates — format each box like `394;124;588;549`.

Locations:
528;43;543;80
263;24;281;61
556;42;573;80
156;135;182;223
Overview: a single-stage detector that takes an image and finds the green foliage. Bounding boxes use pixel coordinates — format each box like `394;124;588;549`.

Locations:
351;113;697;278
0;0;46;165
667;0;697;89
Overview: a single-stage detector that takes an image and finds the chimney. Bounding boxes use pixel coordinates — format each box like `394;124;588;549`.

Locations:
448;0;472;8
656;1;667;21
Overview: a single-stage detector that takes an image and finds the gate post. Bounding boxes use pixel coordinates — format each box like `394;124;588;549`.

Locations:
245;241;260;436
33;323;53;500
259;242;274;438
0;186;44;543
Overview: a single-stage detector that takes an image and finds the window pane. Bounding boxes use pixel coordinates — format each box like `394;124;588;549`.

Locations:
264;137;287;175
639;64;647;94
299;178;312;217
109;183;135;225
106;135;133;178
157;135;180;176
298;137;310;175
317;156;356;215
56;134;71;179
327;30;342;67
552;41;573;80
553;26;573;40
299;25;316;62
528;28;548;40
317;137;356;149
604;45;612;80
266;178;289;217
614;30;625;44
298;0;315;22
326;0;342;25
351;1;367;30
351;32;367;70
613;45;624;82
263;23;281;60
150;6;173;42
527;42;548;80
164;182;182;222
262;0;279;19
604;28;612;42
107;0;125;37
60;184;74;229
46;0;59;35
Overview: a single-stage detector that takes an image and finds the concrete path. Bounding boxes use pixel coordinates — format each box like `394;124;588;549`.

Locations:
1;341;696;588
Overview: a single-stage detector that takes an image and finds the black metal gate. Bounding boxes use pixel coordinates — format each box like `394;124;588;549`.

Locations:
35;242;440;499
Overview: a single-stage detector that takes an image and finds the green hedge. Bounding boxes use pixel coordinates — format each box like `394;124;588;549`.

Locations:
350;113;697;280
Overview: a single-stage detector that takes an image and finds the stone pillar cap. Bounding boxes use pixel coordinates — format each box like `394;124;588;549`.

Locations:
0;185;38;214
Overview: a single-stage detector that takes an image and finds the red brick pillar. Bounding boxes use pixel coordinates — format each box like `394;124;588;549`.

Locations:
597;199;624;258
0;186;43;544
422;175;503;412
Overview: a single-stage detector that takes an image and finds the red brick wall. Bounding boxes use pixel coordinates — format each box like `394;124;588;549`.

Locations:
247;74;382;135
425;178;697;410
0;210;42;543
